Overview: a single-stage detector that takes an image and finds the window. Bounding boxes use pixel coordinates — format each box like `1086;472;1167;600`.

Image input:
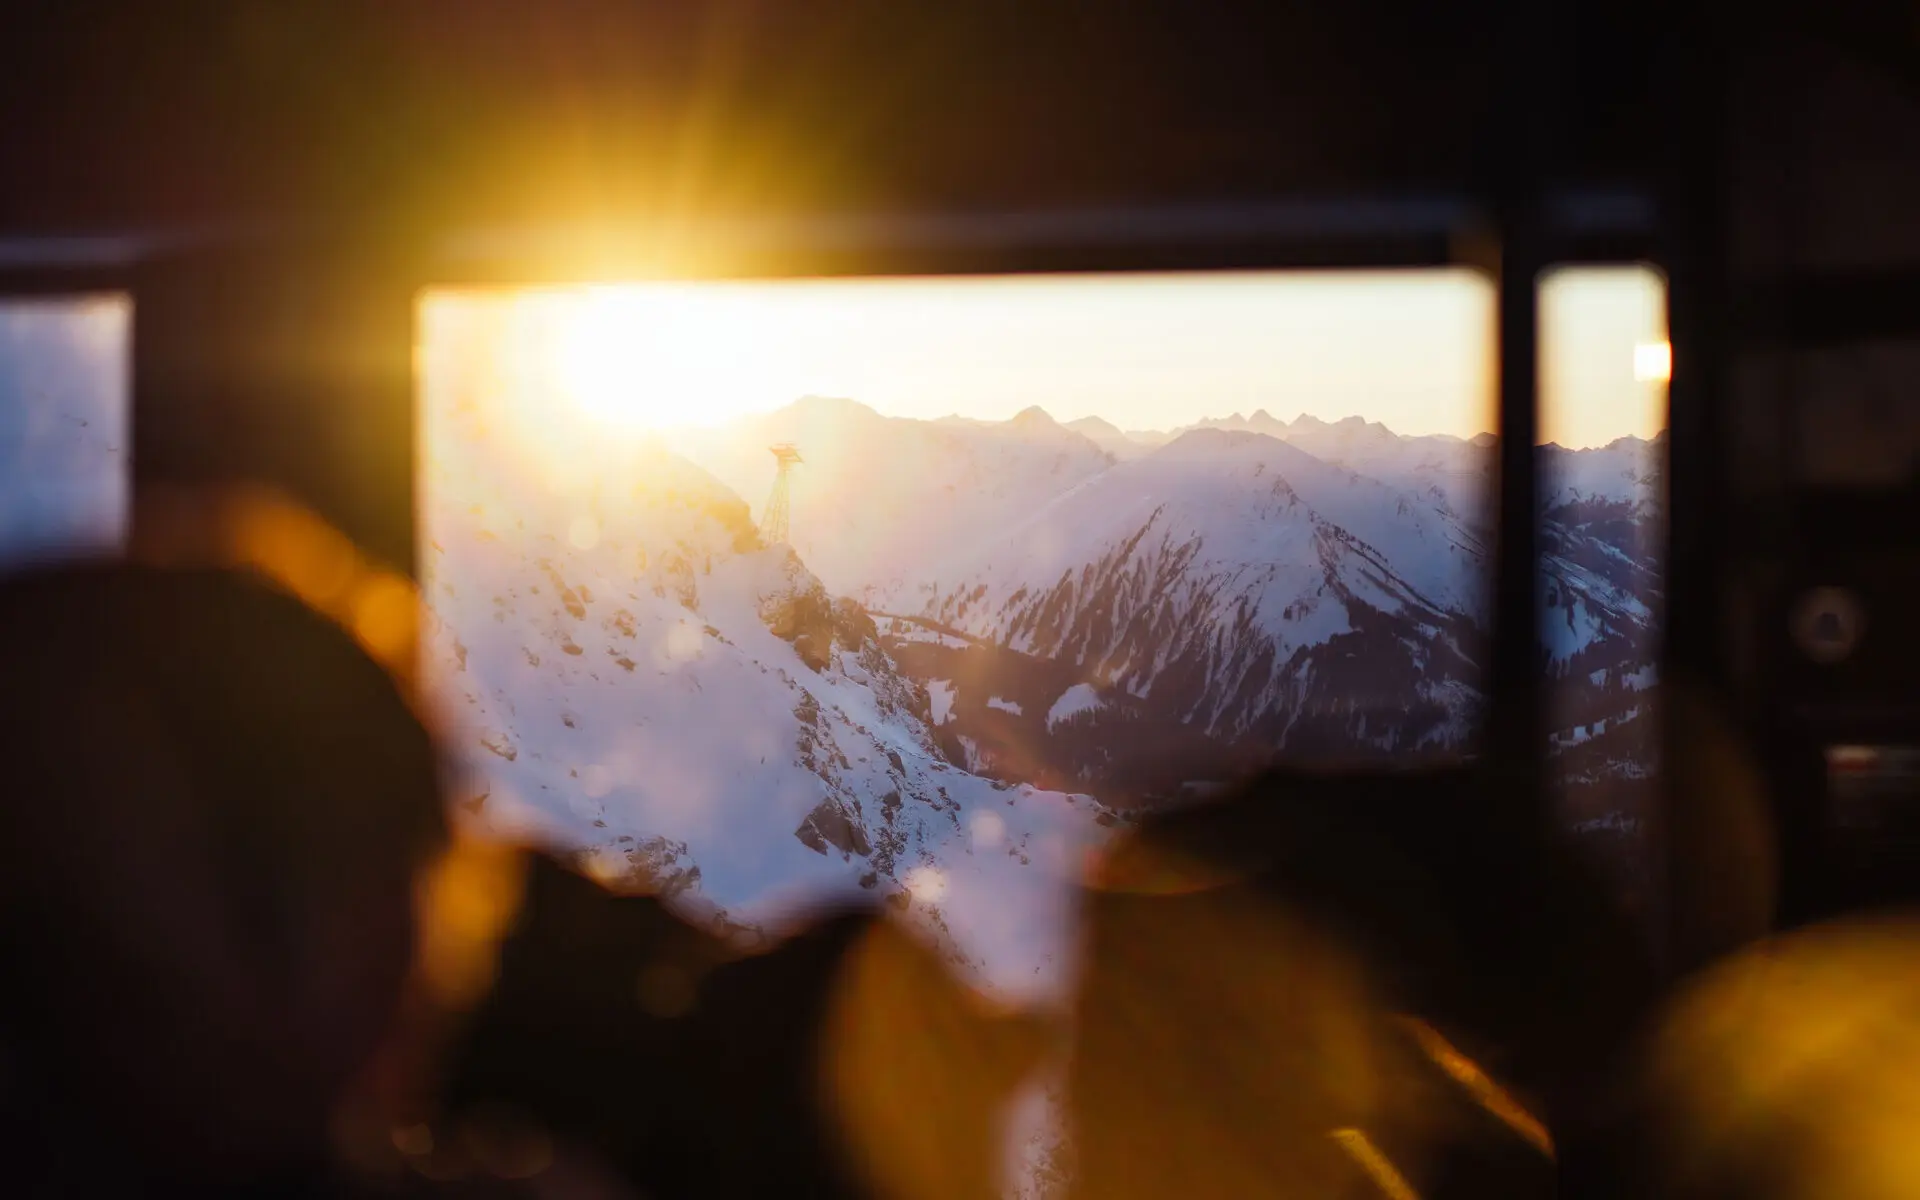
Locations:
417;270;1501;997
405;262;1682;1195
1539;266;1669;911
0;296;130;567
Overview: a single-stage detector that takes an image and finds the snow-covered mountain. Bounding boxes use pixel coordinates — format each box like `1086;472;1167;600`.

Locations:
1540;432;1665;515
1063;415;1150;460
1136;410;1492;521
670;398;1114;597
1537;434;1664;878
865;428;1489;795
435;361;1662;902
670;397;1663;818
1269;415;1492;523
1179;409;1292;439
421;394;1110;1001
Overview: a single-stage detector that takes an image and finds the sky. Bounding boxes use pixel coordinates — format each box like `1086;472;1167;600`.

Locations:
424;264;1667;448
1539;266;1669;447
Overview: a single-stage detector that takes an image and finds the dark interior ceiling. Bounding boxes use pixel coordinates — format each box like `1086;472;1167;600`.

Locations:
0;0;1711;238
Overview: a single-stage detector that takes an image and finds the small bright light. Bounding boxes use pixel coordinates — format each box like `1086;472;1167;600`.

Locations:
663;622;704;662
581;764;613;798
970;809;1006;849
568;514;600;550
1633;341;1672;383
902;866;948;902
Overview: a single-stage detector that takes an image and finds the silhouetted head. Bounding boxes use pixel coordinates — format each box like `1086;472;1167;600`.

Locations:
435;853;1050;1200
0;560;446;1188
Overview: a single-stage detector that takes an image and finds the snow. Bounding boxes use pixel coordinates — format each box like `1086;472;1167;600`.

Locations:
1541;591;1608;662
1552;725;1594;749
670;395;1115;597
955;735;992;774
888;621;974;650
881;427;1492;737
1540;436;1661;513
1065;414;1150;460
416;313;1661;1012
419;329;1114;1004
969;808;1007;849
927;679;957;726
1046;683;1105;730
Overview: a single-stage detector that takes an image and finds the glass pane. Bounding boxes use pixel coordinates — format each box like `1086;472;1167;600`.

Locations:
419;270;1496;948
0;296;131;567
418;271;1497;1190
1539;266;1668;913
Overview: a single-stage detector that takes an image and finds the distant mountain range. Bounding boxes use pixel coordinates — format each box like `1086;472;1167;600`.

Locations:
426;390;1664;992
671;399;1661;847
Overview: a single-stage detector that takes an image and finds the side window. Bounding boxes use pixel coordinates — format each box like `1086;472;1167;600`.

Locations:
1539;266;1668;915
0;296;131;567
416;274;1499;997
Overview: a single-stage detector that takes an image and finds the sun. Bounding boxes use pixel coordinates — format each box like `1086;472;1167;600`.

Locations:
547;286;777;432
551;290;688;430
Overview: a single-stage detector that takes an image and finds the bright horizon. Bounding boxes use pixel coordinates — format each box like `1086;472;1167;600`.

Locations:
420;266;1666;449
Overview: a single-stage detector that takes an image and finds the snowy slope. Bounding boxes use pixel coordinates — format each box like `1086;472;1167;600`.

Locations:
1537;435;1664;876
877;429;1490;755
1127;410;1494;522
666;395;1659;785
1273;415;1494;524
1064;415;1151;460
671;398;1114;596
421;397;1110;1001
1540;433;1664;514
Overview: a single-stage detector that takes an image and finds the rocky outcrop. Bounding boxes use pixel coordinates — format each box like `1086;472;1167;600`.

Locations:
794;798;874;858
756;549;890;674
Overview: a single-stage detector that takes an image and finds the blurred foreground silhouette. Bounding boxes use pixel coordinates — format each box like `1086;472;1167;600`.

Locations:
1;509;1912;1200
0;560;446;1193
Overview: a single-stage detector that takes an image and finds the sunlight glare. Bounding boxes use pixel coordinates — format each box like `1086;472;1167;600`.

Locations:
550;287;787;432
1633;340;1672;383
568;514;601;550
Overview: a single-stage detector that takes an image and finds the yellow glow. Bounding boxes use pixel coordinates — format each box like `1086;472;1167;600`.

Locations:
412;833;527;1011
1397;1017;1554;1159
1330;1128;1420;1200
428;267;1661;465
438;271;1504;442
1634;340;1673;383
567;513;601;550
1540;266;1669;446
550;287;776;431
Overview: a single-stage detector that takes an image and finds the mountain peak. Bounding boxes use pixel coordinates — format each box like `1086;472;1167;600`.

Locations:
787;395;878;421
1066;414;1125;437
1292;413;1328;430
1010;405;1059;429
1469;431;1498;448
